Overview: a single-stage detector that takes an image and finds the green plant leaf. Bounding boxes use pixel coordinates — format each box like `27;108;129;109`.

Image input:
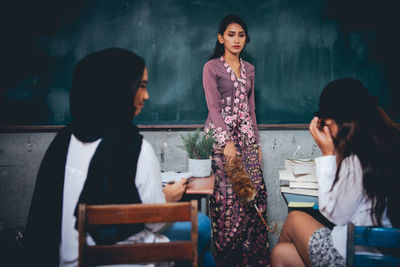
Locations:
178;128;215;159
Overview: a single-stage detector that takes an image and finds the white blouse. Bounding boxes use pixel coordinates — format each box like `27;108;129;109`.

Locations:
59;135;167;267
315;155;392;259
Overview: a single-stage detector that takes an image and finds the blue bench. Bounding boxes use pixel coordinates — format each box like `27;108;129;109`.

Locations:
346;222;400;267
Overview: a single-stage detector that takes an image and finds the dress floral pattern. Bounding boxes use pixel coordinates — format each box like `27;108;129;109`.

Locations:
203;57;269;266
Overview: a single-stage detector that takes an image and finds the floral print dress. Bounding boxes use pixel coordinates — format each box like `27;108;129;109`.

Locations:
203;57;269;266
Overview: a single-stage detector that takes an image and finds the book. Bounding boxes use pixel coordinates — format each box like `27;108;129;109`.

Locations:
160;171;193;185
289;181;318;189
281;190;318;205
279;159;319;208
284;158;316;175
288;201;315;208
278;169;317;182
280;185;319;197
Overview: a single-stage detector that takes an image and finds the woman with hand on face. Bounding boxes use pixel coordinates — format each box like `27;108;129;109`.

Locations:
202;14;268;266
271;78;400;267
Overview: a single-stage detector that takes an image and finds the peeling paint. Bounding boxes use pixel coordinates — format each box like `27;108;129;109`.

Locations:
27;143;32;153
311;144;319;157
291;145;301;158
272;138;278;151
26;137;33;153
160;148;165;163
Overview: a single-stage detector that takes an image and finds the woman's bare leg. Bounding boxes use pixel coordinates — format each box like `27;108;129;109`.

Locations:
271;211;325;266
271;242;305;267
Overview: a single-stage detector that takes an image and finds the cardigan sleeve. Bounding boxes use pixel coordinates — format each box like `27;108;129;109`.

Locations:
247;65;260;145
316;155;365;225
135;139;166;232
203;61;232;144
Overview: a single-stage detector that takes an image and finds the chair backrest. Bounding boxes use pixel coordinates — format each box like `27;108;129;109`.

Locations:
78;200;198;267
346;222;400;267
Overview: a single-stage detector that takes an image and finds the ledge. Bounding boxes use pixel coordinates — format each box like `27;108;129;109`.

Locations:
0;124;309;132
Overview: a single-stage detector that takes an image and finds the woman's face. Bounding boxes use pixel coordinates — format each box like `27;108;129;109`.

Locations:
218;23;246;56
133;67;148;117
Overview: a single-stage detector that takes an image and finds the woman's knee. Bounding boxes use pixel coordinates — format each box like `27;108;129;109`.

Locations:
197;213;212;249
271;242;306;267
280;211;312;242
283;211;313;231
270;243;285;265
286;210;310;223
271;243;293;267
198;213;211;237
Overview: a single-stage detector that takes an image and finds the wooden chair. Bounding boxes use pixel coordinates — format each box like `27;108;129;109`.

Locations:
78;200;198;267
346;222;400;267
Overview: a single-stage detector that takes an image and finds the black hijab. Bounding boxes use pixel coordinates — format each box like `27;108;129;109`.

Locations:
22;48;146;266
70;47;145;141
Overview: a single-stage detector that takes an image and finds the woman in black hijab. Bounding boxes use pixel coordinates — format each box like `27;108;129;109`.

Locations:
22;48;188;266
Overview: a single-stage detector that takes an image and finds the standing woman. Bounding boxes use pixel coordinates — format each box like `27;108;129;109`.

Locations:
203;14;269;266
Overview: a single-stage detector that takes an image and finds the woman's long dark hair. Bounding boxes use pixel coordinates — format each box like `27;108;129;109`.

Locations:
317;78;400;227
210;14;250;60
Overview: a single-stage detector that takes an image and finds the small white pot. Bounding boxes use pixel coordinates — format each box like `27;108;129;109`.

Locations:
188;158;211;177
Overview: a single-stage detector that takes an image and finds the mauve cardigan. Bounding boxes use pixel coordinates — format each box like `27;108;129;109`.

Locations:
202;58;260;145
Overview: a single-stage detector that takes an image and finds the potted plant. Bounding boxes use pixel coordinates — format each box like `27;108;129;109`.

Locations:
179;128;215;177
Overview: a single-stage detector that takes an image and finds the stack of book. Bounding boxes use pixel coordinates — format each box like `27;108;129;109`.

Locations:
279;158;319;208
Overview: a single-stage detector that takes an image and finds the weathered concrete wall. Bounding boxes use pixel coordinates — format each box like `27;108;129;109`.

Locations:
0;130;321;248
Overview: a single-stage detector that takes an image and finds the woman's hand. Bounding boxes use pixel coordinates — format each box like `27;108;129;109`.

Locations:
224;142;237;164
258;146;262;162
163;178;187;202
309;117;335;156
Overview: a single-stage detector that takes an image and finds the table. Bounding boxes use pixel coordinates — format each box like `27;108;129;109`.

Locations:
185;175;215;195
181;175;215;214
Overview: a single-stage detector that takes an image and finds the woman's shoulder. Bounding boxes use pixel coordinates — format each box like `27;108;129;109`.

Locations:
140;139;155;154
203;58;221;71
137;139;156;161
242;60;255;74
340;154;363;177
137;138;161;169
344;154;361;165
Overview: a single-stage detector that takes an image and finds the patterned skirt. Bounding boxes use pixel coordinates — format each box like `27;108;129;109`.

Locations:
210;143;269;266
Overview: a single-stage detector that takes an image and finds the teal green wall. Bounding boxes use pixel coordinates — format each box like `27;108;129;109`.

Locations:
1;0;397;125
